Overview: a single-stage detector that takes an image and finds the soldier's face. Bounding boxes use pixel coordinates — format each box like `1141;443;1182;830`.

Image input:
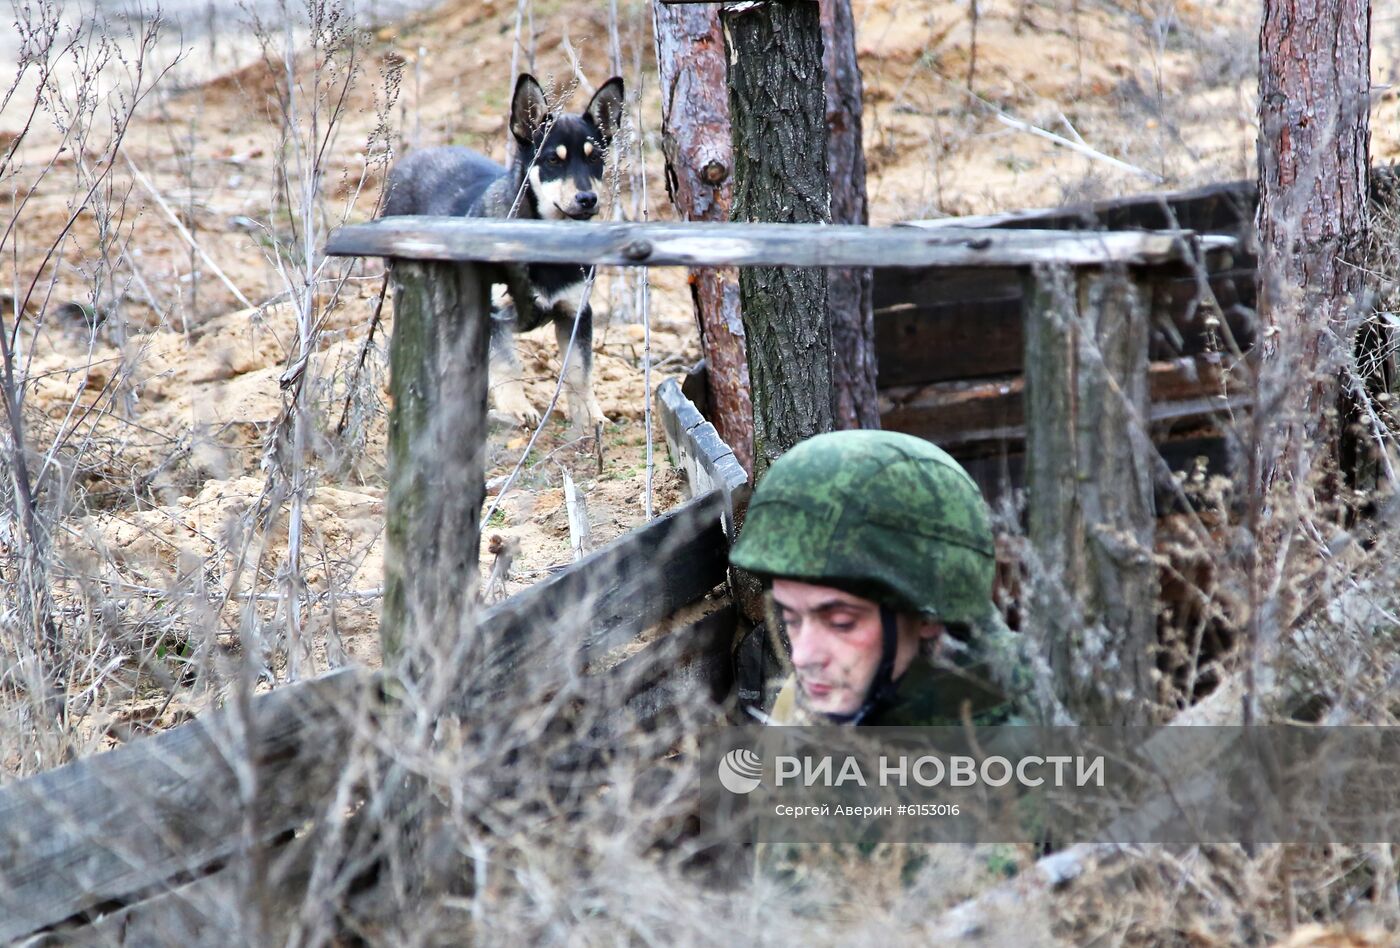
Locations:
772;579;943;717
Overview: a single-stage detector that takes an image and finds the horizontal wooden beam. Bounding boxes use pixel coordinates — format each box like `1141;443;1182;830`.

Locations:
325;218;1222;269
897;221;1237;257
905;166;1400;236
881;357;1249;450
954;432;1232;507
0;668;377;941
903;179;1258;235
466;489;732;702
873;262;1256;388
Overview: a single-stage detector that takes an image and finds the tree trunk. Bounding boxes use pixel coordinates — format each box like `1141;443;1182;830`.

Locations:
1255;0;1371;488
821;0;881;431
652;0;754;476
1252;0;1370;722
724;0;833;478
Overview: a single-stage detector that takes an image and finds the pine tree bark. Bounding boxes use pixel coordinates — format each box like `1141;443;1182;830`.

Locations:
821;0;881;430
652;1;754;475
724;0;833;478
1255;0;1371;488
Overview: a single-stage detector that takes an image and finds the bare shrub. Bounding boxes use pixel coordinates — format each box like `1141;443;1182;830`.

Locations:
0;0;177;772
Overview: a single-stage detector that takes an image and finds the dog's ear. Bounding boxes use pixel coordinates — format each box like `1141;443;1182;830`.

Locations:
510;74;549;145
585;77;625;146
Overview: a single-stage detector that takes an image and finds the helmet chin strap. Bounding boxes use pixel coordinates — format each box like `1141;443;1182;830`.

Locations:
825;605;900;726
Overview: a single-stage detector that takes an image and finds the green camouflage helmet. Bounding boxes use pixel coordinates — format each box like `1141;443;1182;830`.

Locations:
730;430;995;626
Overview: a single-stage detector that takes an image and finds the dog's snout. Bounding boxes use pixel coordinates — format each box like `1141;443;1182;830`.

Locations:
576;191;598;210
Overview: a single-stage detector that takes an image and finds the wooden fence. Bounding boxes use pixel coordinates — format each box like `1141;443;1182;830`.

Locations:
0;496;736;943
0;373;740;943
0;214;1229;939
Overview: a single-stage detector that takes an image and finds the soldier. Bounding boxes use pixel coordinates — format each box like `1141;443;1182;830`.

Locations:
730;431;1044;907
729;429;1040;727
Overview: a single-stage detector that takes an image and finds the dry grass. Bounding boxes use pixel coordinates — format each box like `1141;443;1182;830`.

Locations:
0;0;1396;944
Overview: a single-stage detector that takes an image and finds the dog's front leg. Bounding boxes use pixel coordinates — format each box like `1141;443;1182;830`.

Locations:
554;305;604;428
489;304;541;428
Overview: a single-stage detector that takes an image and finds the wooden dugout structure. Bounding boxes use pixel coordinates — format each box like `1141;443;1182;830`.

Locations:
875;179;1258;500
0;214;1240;940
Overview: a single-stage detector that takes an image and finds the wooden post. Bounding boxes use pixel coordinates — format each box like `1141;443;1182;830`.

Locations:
380;260;491;671
1024;265;1158;725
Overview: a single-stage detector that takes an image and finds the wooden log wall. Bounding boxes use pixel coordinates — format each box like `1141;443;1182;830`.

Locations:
877;179;1261;501
0;669;378;942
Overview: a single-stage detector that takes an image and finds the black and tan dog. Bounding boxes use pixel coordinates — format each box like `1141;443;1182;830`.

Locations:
383;74;625;426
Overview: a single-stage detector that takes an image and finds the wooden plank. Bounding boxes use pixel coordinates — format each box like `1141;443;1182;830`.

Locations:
881;357;1247;447
956;432;1232;506
871;264;1023;310
325;218;1222;269
906;179;1257;236
709;451;751;498
657;376;706;459
604;605;737;729
656;378;749;499
874;293;1024;388
906;166;1399;237
467;490;731;698
40;828;322;947
692;423;747;494
873;263;1255;388
888;393;1251;452
0;668;377;942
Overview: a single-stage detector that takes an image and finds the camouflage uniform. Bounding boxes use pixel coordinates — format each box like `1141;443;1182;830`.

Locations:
730;431;1039;903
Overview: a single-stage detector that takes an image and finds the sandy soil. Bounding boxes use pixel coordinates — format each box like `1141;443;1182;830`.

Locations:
4;0;1399;721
